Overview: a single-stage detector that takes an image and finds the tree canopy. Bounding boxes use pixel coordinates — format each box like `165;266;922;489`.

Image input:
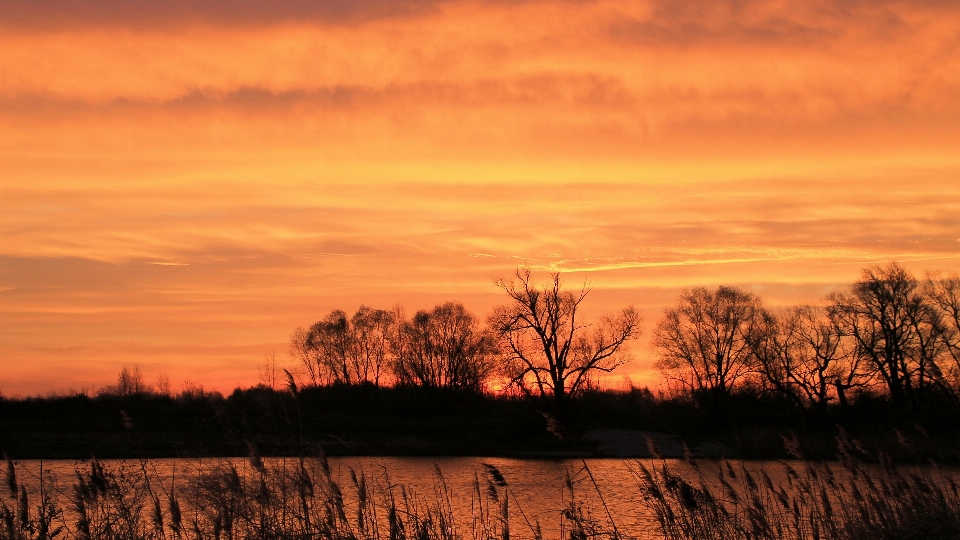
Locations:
488;268;641;412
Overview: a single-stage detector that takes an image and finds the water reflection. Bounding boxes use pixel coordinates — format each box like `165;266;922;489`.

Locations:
12;457;655;538
12;457;957;539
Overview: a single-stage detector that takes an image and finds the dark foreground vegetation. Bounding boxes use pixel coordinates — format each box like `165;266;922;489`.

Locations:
3;382;960;462
3;433;959;540
636;430;960;540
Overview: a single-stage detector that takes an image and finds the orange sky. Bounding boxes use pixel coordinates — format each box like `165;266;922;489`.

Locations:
2;0;959;396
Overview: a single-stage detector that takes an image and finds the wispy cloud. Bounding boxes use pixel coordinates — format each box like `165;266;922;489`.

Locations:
2;0;959;394
0;0;452;31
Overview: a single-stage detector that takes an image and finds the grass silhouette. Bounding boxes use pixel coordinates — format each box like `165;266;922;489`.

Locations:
3;434;960;539
633;429;960;540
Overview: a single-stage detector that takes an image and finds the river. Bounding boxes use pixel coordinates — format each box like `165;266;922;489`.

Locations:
11;456;657;538
8;456;959;539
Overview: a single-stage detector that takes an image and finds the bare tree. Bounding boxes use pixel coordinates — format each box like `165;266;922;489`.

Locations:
751;305;871;412
289;326;322;386
290;306;397;387
156;372;172;397
654;286;761;405
924;272;960;395
489;268;641;411
828;263;948;407
114;365;147;396
351;306;395;386
392;302;495;391
309;310;354;384
258;351;283;390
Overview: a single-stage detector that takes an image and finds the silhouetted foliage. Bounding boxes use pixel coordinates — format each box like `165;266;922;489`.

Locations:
829;262;953;409
750;305;870;413
654;286;762;408
924;271;960;395
98;366;149;398
291;306;396;387
635;430;960;540
489;268;641;414
648;263;960;422
391;302;496;392
7;260;960;464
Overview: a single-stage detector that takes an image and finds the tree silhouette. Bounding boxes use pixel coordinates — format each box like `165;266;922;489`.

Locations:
290;306;395;387
828;263;948;408
308;309;354;384
654;286;761;407
116;365;147;396
391;302;494;391
751;305;870;412
924;272;960;396
349;306;395;386
489;268;640;412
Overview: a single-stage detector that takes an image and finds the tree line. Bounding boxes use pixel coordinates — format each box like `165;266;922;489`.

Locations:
5;262;959;459
289;263;960;414
288;268;641;413
655;263;960;412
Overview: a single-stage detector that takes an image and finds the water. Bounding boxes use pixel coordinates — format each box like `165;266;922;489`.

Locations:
10;456;655;538
9;457;958;539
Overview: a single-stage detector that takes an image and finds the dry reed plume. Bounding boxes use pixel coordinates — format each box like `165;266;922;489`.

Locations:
1;450;560;540
4;434;959;540
633;430;960;540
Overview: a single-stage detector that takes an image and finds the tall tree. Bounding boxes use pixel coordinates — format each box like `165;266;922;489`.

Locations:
391;302;494;391
828;262;947;408
751;305;871;412
350;306;396;387
489;268;641;411
654;286;761;405
290;306;396;387
288;326;321;386
114;365;147;397
924;272;960;396
308;310;354;384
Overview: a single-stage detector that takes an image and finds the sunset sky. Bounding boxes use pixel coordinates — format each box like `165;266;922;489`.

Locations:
2;0;959;396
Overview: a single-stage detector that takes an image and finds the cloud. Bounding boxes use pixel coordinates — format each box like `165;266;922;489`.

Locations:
2;0;958;176
0;0;451;31
607;0;960;49
3;0;960;395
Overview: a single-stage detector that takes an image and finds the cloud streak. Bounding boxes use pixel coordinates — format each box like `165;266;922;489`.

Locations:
1;0;959;395
0;0;453;31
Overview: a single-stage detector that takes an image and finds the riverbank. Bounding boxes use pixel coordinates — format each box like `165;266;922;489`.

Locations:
3;385;960;462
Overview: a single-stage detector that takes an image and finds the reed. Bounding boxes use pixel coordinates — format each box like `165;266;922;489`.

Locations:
3;436;958;540
632;430;960;540
0;449;551;540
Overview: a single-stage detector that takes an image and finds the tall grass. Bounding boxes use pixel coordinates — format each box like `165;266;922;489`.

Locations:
633;430;960;540
3;436;959;540
1;450;558;540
